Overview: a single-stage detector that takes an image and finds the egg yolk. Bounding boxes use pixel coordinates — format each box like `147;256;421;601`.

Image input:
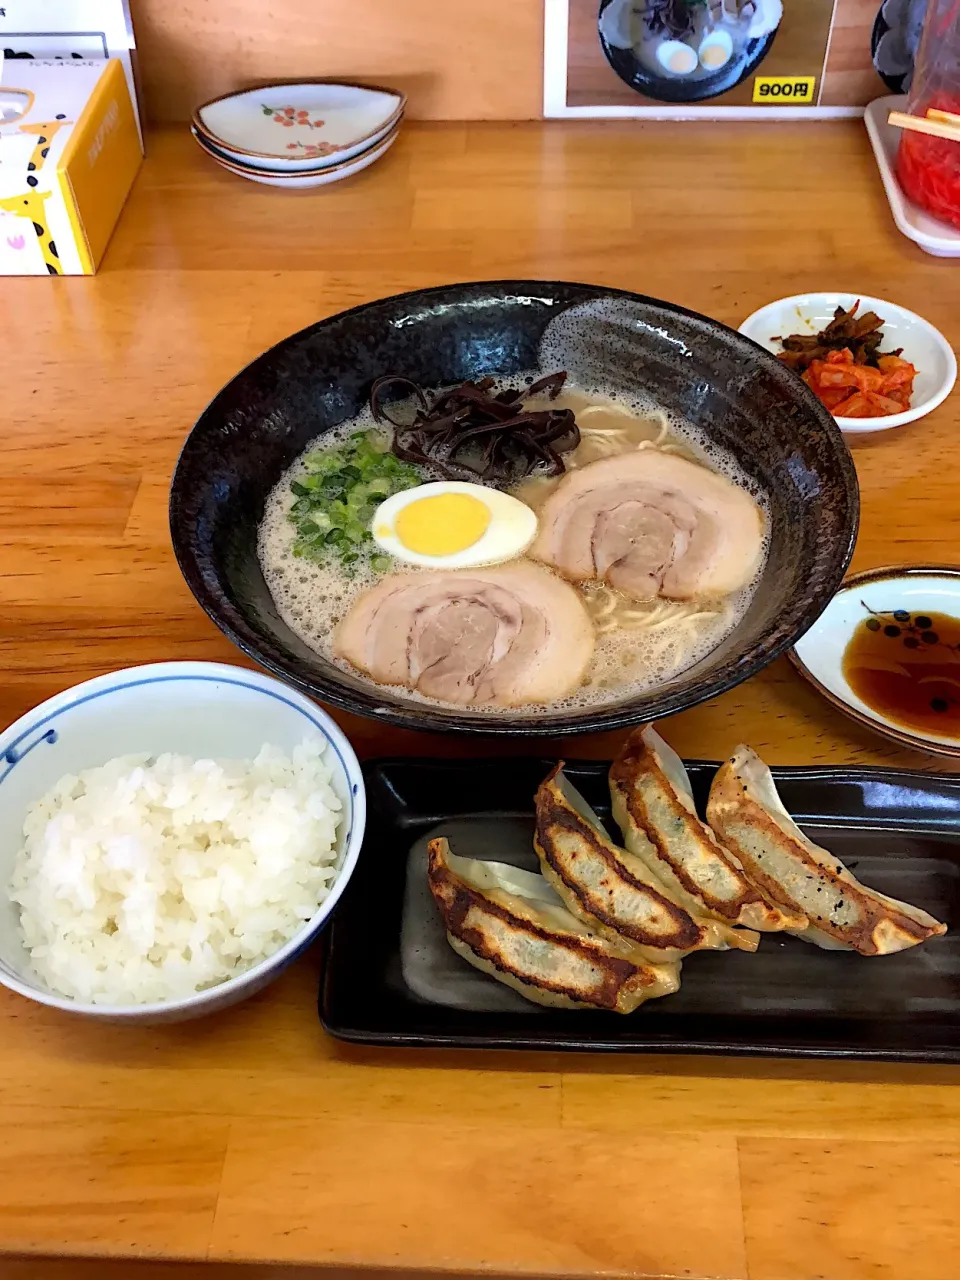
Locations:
393;493;491;556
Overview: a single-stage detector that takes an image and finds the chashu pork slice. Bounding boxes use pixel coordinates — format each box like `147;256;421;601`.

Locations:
609;726;806;931
333;561;595;707
427;837;680;1012
534;763;759;962
707;745;948;955
529;448;764;600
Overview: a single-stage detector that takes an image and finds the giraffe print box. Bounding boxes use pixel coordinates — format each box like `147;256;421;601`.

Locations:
0;58;141;274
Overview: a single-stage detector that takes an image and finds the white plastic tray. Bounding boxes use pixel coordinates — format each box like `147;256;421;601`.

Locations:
864;95;960;258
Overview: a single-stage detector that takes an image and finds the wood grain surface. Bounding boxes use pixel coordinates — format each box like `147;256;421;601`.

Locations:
131;0;544;123
821;0;890;108
2;122;960;1279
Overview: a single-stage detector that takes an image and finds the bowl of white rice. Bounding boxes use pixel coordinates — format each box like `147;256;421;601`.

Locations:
0;661;365;1022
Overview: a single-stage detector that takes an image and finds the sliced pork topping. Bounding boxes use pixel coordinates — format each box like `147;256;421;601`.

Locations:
333;561;595;706
529;449;764;601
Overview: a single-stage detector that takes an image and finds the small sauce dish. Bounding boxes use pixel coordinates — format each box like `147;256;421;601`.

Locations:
739;292;956;434
790;565;960;757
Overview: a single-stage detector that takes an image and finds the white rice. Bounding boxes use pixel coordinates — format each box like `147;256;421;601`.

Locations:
8;737;343;1006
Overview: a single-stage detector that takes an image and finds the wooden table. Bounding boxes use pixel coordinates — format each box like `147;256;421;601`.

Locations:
3;123;960;1280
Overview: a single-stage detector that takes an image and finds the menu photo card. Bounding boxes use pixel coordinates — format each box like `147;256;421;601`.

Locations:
544;0;910;118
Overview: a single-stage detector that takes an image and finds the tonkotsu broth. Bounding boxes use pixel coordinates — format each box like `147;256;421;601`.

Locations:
257;379;769;714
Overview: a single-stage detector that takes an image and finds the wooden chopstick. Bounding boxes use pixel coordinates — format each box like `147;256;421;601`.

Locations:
927;107;960;128
888;110;960;143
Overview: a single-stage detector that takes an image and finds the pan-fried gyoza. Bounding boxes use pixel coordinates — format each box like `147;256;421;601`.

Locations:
534;764;758;963
425;730;948;1014
426;837;680;1013
609;726;804;931
707;745;947;956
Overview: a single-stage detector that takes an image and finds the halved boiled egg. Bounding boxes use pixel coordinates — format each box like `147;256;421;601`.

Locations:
655;40;699;77
698;28;733;71
371;481;538;569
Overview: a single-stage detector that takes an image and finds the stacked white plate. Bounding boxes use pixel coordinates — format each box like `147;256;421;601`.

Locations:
191;81;405;188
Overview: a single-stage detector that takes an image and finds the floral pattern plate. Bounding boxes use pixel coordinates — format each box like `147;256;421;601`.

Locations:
191;122;400;188
791;566;960;757
194;80;405;173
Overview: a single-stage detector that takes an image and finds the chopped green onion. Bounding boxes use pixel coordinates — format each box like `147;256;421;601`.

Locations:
286;430;423;572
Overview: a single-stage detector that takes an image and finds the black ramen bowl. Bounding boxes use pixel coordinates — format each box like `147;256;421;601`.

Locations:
170;280;858;737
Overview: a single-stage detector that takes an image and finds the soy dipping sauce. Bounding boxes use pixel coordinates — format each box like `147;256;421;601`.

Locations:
842;609;960;737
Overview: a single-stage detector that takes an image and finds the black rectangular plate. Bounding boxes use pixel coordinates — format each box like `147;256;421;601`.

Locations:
320;757;960;1061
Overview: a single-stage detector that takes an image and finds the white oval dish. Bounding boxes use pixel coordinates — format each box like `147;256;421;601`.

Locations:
739;292;956;434
194;80;405;173
0;661;365;1022
191;121;400;188
790;566;960;758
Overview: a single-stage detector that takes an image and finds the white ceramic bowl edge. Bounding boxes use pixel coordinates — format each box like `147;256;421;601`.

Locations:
0;661;366;1022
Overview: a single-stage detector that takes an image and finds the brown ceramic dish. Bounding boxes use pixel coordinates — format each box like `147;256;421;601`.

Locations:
168;280;859;737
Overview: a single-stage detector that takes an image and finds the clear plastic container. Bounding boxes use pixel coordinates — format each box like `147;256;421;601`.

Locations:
896;0;960;230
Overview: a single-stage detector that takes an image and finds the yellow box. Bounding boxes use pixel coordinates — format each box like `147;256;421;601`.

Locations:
0;58;142;275
752;76;817;106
